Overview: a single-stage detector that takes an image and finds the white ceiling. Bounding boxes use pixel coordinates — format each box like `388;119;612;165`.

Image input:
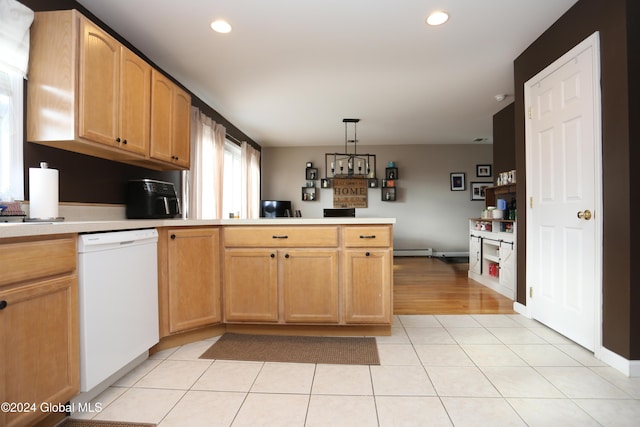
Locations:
76;0;578;147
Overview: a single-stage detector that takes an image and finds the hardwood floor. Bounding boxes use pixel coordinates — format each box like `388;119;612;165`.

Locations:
393;256;516;315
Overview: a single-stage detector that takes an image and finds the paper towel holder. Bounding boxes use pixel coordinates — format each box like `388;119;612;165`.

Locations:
25;161;65;222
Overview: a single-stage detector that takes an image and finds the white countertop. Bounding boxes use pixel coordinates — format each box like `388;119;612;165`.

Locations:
0;217;396;239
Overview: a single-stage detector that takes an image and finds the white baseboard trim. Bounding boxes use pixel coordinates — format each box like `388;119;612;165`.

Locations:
394;248;433;257
513;302;530;317
513;303;638;377
596;346;640;377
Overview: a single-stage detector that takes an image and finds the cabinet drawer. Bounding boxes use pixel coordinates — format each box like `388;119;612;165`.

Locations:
0;234;77;287
343;226;392;247
224;226;338;247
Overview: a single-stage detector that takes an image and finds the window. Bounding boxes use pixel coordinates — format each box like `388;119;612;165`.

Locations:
187;109;260;219
0;66;24;201
223;140;242;217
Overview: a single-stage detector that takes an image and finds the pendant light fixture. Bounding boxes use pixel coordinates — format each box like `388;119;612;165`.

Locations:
324;119;377;180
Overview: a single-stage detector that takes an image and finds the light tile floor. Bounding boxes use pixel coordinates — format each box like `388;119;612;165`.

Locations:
70;315;640;426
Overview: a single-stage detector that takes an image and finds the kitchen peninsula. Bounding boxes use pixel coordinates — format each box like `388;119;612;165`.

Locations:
0;217;393;426
0;218;395;335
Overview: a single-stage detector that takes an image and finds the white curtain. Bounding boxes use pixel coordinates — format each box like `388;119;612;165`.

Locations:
241;141;261;218
0;0;34;77
0;0;32;201
0;66;23;201
185;107;225;219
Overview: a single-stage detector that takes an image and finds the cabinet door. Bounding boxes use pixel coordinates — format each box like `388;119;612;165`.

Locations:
78;17;120;146
224;249;278;322
150;70;174;163
171;87;191;168
343;249;392;324
0;276;79;427
119;47;151;155
282;249;339;323
499;241;516;298
166;228;221;334
469;235;482;275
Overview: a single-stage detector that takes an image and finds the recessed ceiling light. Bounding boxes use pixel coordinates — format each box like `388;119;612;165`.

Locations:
211;20;232;33
426;11;449;26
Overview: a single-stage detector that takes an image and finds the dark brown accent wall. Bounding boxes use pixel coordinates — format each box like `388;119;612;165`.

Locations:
18;0;260;204
627;0;640;360
24;144;180;204
492;103;516;176
514;0;638;358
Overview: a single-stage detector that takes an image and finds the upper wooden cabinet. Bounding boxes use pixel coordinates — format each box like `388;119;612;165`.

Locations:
78;18;151;156
119;48;152;156
150;70;191;169
27;10;188;170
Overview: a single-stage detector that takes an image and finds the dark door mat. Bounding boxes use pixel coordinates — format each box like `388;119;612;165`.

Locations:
57;420;155;427
437;256;470;264
200;333;380;365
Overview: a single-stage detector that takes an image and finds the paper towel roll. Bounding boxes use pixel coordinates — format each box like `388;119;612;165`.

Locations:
29;163;59;219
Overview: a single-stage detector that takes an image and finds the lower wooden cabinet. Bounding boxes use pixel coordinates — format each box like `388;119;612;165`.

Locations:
343;249;393;324
158;227;221;337
223;248;339;324
223;249;278;322
282;249;339;323
0;235;79;427
223;225;391;326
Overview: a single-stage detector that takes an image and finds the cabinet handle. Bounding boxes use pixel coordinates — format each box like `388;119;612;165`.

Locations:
270;253;275;258
116;137;121;143
170;234;176;240
272;235;289;239
0;300;7;310
285;254;290;259
360;235;376;239
365;252;370;257
122;139;127;145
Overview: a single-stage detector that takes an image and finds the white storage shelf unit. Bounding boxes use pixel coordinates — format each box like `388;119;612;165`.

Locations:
468;219;516;299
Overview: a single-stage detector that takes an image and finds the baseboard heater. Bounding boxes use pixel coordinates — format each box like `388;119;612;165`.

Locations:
433;251;470;258
394;248;433;257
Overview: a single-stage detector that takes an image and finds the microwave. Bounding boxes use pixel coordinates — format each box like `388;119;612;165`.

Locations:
126;179;181;219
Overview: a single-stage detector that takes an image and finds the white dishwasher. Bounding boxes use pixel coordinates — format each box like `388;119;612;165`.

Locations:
77;228;159;393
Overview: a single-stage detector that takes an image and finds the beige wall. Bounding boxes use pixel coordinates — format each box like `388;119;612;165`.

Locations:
261;144;493;253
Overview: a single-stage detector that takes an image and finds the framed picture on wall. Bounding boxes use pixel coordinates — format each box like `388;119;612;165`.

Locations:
476;164;492;177
470;182;492;201
450;173;465;191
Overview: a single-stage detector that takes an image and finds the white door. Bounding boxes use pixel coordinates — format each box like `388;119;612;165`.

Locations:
525;33;602;351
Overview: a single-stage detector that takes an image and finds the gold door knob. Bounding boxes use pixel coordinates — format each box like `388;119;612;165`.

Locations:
577;209;592;220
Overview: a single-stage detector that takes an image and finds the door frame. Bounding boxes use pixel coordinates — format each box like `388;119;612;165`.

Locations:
524;32;603;356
